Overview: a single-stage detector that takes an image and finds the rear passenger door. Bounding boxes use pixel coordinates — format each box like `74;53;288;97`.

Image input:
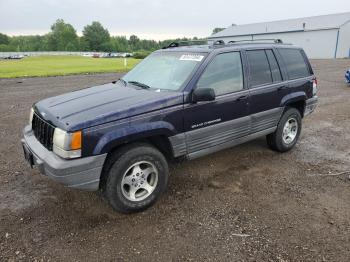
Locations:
245;49;286;134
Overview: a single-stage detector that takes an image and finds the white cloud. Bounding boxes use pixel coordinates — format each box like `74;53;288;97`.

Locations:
0;0;349;40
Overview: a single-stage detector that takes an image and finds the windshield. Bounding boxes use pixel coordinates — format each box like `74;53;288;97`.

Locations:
123;52;206;91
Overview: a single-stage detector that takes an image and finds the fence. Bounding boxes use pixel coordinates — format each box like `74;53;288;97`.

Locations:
0;51;132;58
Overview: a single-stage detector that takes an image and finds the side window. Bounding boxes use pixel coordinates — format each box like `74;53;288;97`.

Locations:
278;48;311;79
197;52;243;96
247;50;272;87
265;49;282;82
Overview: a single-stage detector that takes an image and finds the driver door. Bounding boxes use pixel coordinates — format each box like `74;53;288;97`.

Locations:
183;51;250;155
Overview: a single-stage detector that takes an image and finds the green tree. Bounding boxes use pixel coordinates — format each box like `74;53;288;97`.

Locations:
0;33;9;45
212;27;225;35
78;37;89;51
100;41;114;52
129;35;139;47
47;19;79;51
0;25;207;53
9;35;48;51
82;21;110;51
0;44;15;51
110;36;129;52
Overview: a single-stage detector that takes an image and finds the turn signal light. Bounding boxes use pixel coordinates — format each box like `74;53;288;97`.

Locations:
70;131;82;150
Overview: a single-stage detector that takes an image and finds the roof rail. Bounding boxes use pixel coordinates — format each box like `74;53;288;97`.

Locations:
162;40;208;49
227;39;283;44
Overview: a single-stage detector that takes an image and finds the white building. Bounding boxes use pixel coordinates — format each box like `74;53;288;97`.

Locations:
208;13;350;59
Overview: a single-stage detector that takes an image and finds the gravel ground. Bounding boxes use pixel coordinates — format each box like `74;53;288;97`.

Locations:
0;60;350;261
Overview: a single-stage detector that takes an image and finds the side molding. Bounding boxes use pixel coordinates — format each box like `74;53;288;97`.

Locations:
187;127;276;160
168;133;187;157
169;107;283;159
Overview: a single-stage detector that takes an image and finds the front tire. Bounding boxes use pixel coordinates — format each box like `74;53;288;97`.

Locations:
266;107;302;152
104;143;169;213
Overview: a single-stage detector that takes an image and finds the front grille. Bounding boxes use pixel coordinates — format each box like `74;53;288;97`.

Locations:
32;113;55;151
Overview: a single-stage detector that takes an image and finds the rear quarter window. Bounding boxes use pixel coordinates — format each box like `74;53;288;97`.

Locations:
278;48;311;79
265;49;282;82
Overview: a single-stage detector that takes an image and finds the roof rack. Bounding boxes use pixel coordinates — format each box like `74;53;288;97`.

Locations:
161;38;285;50
227;39;283;44
162;40;208;49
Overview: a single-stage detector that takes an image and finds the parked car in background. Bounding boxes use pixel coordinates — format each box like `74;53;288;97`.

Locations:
82;53;93;57
101;53;119;58
123;53;132;57
92;52;133;58
22;39;318;213
4;55;24;60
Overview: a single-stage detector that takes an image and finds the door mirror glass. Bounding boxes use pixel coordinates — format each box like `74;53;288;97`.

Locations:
192;88;215;102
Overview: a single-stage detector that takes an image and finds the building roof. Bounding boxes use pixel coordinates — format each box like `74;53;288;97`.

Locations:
210;12;350;38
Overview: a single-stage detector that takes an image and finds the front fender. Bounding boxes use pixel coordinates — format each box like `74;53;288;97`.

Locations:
280;91;307;107
93;121;176;155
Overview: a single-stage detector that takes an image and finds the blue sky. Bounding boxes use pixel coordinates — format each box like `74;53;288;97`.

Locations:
0;0;349;40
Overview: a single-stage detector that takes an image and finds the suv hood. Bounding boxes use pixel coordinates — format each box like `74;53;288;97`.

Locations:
34;82;183;131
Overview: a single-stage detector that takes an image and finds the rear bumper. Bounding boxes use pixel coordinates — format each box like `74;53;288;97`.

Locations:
304;96;318;117
22;125;106;191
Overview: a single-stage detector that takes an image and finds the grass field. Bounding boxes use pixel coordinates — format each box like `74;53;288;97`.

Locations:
0;55;141;78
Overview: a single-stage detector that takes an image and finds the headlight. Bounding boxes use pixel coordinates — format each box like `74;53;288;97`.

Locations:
29;108;34;126
53;127;82;159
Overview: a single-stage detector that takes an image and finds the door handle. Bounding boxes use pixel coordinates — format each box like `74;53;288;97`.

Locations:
277;86;287;91
236;95;248;101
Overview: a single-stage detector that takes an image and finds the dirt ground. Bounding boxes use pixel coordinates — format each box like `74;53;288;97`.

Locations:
0;60;350;261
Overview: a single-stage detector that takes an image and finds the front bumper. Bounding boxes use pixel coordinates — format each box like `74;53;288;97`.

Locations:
304;96;318;117
22;125;106;191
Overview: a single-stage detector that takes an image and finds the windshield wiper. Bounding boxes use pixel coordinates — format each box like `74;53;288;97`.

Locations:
128;81;151;89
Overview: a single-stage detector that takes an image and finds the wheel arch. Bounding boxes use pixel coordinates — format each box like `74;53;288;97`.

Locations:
280;92;306;117
92;121;177;156
98;136;173;191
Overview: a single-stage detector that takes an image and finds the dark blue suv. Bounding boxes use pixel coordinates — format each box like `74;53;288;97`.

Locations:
22;40;318;213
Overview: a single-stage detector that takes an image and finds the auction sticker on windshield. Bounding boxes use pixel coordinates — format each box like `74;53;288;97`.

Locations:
179;54;204;62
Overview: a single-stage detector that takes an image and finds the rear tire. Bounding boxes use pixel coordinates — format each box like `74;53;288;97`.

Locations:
103;143;169;213
266;107;302;152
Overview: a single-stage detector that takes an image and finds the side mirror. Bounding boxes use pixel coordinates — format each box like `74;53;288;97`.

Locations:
192;88;215;103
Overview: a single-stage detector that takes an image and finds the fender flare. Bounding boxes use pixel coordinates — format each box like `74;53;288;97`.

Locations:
93;121;176;155
280;91;307;108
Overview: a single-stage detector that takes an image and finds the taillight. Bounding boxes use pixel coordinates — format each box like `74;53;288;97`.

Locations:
312;78;317;96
